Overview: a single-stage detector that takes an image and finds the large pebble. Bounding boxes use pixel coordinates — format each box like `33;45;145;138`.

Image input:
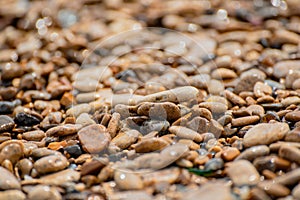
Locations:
0;115;15;133
281;96;300;107
274;168;300;186
134;138;169;153
234;74;264;94
22;130;46;141
243;123;289;147
0;166;21;189
169;126;203;142
27;185;62;200
114;170;144;190
279;145;300;165
292;183;300;199
78;124;111;153
226;160;260;186
285;111;300;122
273;60;300;79
235;145;270;161
137;102;181;121
0;190;26;200
34;155;69;174
253;156;291;172
66;103;91;117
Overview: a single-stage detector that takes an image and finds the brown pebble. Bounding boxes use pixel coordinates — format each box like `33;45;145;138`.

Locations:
279;145;300;165
258;181;290;197
0;166;21;189
285;111;300;122
0;140;24;164
221;147;240;161
81;159;107;176
114;170;144;190
107;112;120;138
254;82;272;97
169;126;203;143
133;138;169;153
22;130;46;141
111;129;140;149
224;90;246;106
0;190;26;200
78;124;111;154
285;127;300;142
231;115;260;127
34;155;69;174
27;185;62;200
46;124;82;137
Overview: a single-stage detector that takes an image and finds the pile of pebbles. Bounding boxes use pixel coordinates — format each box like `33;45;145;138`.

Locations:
1;0;300;199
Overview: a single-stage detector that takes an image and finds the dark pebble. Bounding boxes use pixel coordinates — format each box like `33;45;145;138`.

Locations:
64;145;82;158
0;100;21;114
0;115;15;133
15;112;41;126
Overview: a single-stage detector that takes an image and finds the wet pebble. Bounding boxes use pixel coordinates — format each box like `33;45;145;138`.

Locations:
64;145;82;158
221;147;240;161
34;154;69;174
22;130;46;141
169;126;203;143
27;185;62;200
46;124;82;137
14;112;41;126
281;96;300;107
235;145;270;161
231;116;260;127
114;170;144;190
134;138;169;153
226;160;260;186
205;158;224;171
285;111;300;122
111;129;139;149
0;140;24;164
0;166;21;189
75;113;96;126
0;115;15;133
253;155;290;172
243;123;289;147
285;127;300;142
78;124;111;153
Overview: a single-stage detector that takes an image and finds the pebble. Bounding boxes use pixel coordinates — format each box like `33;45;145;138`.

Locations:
292;183;300;199
114;170;144;190
22;130;46;141
16;158;33;178
205;158;224;171
285;111;300;122
169;126;203;143
0;140;24;164
64;145;82;158
133;138;169;153
258;181;290;197
231;115;260;127
243;123;289;147
27;185;62;200
0;190;26;200
281;96;300;107
137;102;181;121
108;191;152;200
235;145;270;161
0;115;15;133
0;166;21;190
221;147;240;161
78;124;111;153
250;187;272;200
234;74;264;94
273;60;300;79
285;127;300;142
254;82;272;97
199;102;228;116
66;103;91;117
207;79;224;95
75;113;96;126
211;68;237;80
285;71;300;89
80;159;107;176
279;145;300;165
185;182;233;200
34;155;69;174
15;112;41;126
226;160;260;186
46;124;82;137
107;112;120;138
274;168;300;186
253;156;291;172
111;129;139;149
224;90;246;106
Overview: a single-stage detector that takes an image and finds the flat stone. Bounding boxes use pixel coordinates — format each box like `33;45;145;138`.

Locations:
226;160;260;186
78;124;111;153
243;123;289;147
281;96;300;107
0;115;15;133
0;166;21;190
114;170;144;190
169;126;203;143
46;124;82;137
235;145;270;161
253;155;291;172
34;155;69;174
22;130;46;141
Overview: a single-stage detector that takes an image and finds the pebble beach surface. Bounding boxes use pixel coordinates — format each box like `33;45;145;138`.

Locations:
1;0;300;199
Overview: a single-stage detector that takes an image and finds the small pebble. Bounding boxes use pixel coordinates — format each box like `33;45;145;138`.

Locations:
114;170;144;190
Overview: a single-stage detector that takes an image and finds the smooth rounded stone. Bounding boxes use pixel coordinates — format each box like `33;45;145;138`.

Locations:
16;158;33;178
199;102;228;116
226;160;260;186
250;187;272;200
254;82;272;97
0;166;21;190
221;147;240;161
73;66;112;82
279;145;300;165
273;60;300;79
34;155;69;174
265;79;285;90
205;158;224;171
253;156;291;172
207;79;224;95
27;185;62;200
73;79;100;92
234;74;264;94
22;130;46;141
111;129;139;149
169;126;203;143
112;94;144;106
108;191;152;200
0;115;15;133
0;100;21;114
191;106;212;120
80;159;107;176
285;71;300;89
0;87;17;100
274;168;300;186
15;112;41;126
78;124;111;153
138;86;199;104
258;181;290;198
187;116;209;134
189;74;210;89
211;68;237;80
285;127;300;142
285;111;300;122
231;116;260;127
1;63;24;80
31;148;61;159
142;167;180;185
281;97;300;107
235;145;270;161
66;103;91;117
133;138;169;153
0;190;26;200
224;90;246;106
114;170;144;190
292;183;300;199
75;113;95;126
140;120;170;134
293;78;300;89
137;102;181;121
107;112;120;138
0;141;24;164
185;182;233;200
46;124;82;137
208;119;224;138
64;145;82;158
243;123;289;147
